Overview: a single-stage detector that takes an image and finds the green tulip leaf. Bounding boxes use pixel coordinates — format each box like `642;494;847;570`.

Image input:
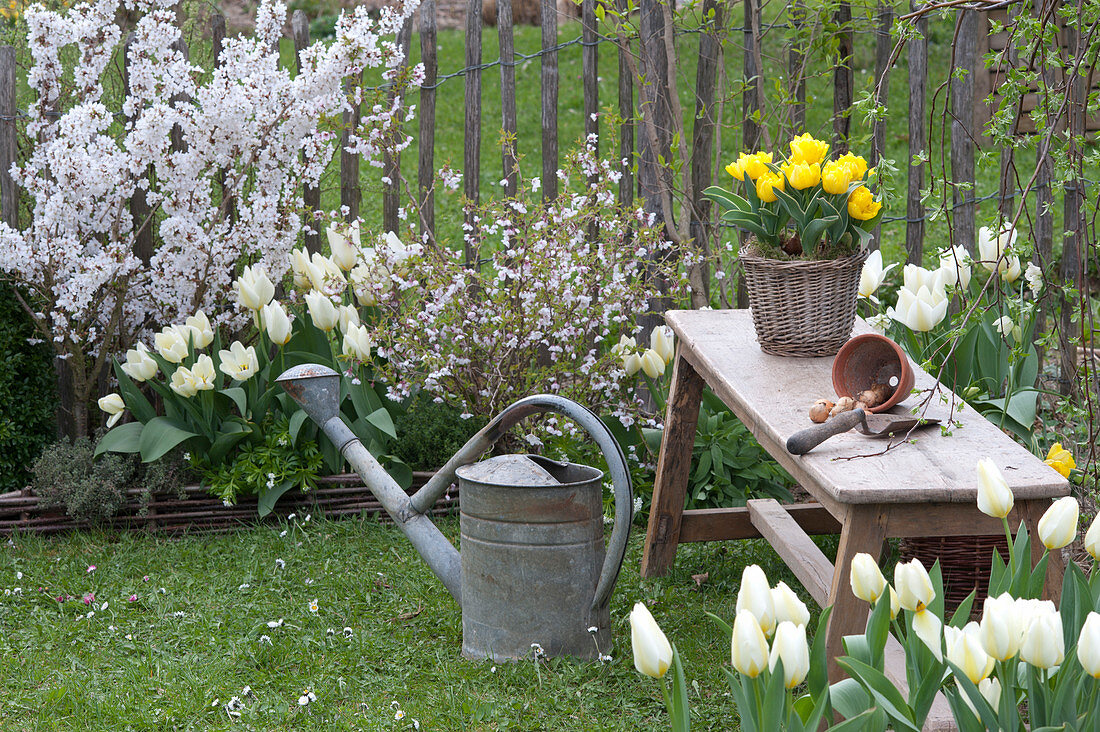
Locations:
93;421;143;456
206;422;252;466
702;186;752;215
138;416;200;463
835;657;918;732
289;408;310;447
801;216;838;252
257;478;296;517
220;386;248;417
112;361;158;424
827;677;872;720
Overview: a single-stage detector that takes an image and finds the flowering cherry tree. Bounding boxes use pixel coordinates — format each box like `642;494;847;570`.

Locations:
0;0;420;435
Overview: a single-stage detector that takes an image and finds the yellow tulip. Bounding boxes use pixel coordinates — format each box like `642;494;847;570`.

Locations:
756;171;785;203
836;152;869;180
725;158;746;181
847;186;882;221
1044;442;1075;478
781;161;821;191
788;133;829;166
741;152;773;181
821;160;852;195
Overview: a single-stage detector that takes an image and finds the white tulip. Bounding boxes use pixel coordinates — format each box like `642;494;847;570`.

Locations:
235;264;275;311
338;305;361;335
993;315;1014;337
979;593;1021;661
121;342;158;382
190;354;217;391
730;609;769;678
622;352;642;376
650;325;675;365
290;249;313;290
98;393;125;428
976;458;1014;519
771;582;810;628
888;284;949;332
640;349;665;378
769;621;810;688
1085;514;1100;562
327;220;361;271
307;252;346;296
850;553;887;603
1024;262;1043;296
183;310;214;349
894;559;935;612
1037;496;1079;550
912;607;944;661
946;622;994;684
305;291;339;332
1020;610;1064;669
379;230;412;272
736;564;775;636
859;249;897;300
218;341;259;382
169;366;198;398
1077;612;1100;678
350;259;381;306
343;323;373;362
977;225;1021;281
938;245;972;290
629;602;673;678
261;301;293;346
903;263;946;295
154;326;190;363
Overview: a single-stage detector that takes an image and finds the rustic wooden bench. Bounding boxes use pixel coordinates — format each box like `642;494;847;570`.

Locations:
641;310;1070;731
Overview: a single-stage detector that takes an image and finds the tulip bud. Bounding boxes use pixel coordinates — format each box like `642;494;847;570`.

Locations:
622;352;642;377
1086;514;1100;562
979;677;1001;713
98;393;125;428
327;220;361;271
769;621;810;688
640;349;665;378
338;305;361;335
771;582;810;628
1037;496;1079;551
736;564;775;636
121;343;158;382
235;265;275;311
1019;610;1064;669
946;623;994;684
888;586;900;619
978;593;1021;661
305;291;340;332
169;366;198;398
218;341;259;382
261;301;293;346
730;609;769;678
183;310;214;349
307;253;346;296
629;602;673;678
650;325;675;365
976;459;1014;519
155;326;190;364
850;553;887;603
343;323;373;362
894;559;935;613
290;249;313;290
1078;612;1100;678
190;354;217;391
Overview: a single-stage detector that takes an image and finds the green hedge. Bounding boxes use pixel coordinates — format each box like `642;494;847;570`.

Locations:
0;290;56;491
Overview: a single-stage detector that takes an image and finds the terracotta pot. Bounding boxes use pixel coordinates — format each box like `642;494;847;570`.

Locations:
831;333;915;413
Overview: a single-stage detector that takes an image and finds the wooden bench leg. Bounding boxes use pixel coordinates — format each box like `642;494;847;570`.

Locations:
826;504;888;681
640;351;705;578
1018;498;1065;602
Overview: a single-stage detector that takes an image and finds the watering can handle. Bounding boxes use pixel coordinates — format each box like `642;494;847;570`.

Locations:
408;394;633;613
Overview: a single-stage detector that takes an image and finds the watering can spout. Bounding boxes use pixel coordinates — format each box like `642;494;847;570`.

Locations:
276;364;463;604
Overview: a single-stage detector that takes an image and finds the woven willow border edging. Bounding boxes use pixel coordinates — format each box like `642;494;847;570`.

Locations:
0;472;454;536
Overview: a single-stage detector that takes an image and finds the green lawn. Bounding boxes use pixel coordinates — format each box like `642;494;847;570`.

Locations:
0;515;839;730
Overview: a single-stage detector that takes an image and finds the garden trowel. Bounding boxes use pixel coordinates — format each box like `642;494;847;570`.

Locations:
785;408;939;455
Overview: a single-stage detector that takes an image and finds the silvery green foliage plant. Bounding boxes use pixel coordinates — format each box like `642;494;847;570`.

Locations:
0;0;420;435
369;138;684;430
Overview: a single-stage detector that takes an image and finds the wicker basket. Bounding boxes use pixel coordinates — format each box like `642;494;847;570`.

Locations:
900;535;1010;619
740;247;869;357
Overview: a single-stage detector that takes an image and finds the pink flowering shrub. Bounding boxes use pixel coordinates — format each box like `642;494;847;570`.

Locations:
369;141;686;427
0;0;420;434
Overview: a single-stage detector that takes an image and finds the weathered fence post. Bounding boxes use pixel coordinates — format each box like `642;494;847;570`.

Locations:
616;0;633;209
689;0;722;303
787;0;806;135
1062;4;1085;397
341;72;363;223
123;34;155;266
419;0;437;243
582;0;598;157
463;0;482;267
742;0;761;151
498;0;518;198
0;46;17;230
292;11;320;254
833;1;853;151
950;8;977;255
906;1;927;265
998;2;1020;220
541;0;559;201
170;35;190;155
1034;0;1058;377
382;17;413;235
870;0;893;250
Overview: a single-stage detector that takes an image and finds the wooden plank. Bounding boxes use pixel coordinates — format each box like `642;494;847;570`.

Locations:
382;17;413;235
292;11;320;254
950;9;977;254
498;0;518;198
540;0;558;201
688;0;721;303
1020;498;1065;602
640;351;706;577
832;1;853;151
826;504;888;679
418;0;437;243
747;499;833;606
906;4;927;265
616;0;633;208
678;503;841;543
663;309;1070;505
341;72;363;222
463;0;482;265
870;1;892;249
0;46;16;230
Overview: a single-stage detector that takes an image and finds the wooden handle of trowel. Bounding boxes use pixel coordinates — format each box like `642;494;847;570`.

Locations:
785;408;866;456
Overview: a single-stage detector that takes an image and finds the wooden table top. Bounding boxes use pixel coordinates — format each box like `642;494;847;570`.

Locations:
666;309;1070;506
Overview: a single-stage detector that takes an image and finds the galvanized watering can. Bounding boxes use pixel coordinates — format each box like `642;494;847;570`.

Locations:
277;364;633;662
